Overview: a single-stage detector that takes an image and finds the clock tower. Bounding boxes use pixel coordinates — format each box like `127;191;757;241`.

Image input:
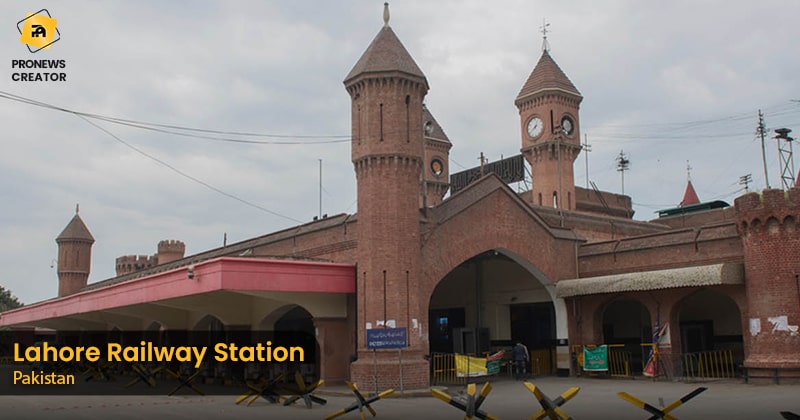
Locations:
515;47;583;210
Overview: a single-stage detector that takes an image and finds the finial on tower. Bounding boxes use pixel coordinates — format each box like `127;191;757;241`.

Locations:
75;203;80;214
686;160;692;182
540;18;551;52
383;2;390;27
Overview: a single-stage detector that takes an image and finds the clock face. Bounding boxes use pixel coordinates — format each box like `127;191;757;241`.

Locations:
561;116;575;136
527;117;543;138
430;159;444;177
424;120;434;135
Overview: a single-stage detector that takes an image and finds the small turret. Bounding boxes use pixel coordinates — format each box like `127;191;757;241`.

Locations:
735;187;800;376
55;205;94;297
157;240;186;264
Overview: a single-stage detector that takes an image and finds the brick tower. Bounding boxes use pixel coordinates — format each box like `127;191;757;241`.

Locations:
735;188;800;379
55;205;94;296
344;3;429;389
515;47;582;210
422;104;451;207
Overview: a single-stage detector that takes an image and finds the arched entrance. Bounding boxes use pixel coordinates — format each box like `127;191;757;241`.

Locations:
258;305;319;382
429;250;556;375
601;299;652;374
677;289;742;353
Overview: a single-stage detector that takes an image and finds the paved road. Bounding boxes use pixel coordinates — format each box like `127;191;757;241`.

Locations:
2;376;799;419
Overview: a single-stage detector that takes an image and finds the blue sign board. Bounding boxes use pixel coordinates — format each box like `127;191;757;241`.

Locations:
366;327;407;349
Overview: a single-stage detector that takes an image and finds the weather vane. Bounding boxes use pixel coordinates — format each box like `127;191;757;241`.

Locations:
540;18;551;52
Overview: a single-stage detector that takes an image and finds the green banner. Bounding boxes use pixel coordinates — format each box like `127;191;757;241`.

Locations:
583;345;608;371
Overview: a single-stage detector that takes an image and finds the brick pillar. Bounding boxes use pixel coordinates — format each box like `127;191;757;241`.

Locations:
736;188;800;378
313;317;352;384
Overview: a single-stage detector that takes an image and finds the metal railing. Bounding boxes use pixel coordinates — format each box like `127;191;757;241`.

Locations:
683;350;736;381
571;344;632;377
529;348;554;376
431;352;465;385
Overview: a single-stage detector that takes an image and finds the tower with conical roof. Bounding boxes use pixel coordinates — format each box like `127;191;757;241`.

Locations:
516;41;583;210
55;205;94;296
422;104;452;207
344;3;429;389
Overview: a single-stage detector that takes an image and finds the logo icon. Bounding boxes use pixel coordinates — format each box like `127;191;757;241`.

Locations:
17;9;60;53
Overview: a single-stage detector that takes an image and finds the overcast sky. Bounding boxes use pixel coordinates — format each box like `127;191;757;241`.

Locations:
1;1;798;305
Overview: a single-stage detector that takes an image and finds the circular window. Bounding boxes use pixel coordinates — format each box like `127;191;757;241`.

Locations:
430;159;444;177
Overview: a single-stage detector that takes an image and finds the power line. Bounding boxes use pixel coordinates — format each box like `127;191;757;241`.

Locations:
77;115;304;224
0;90;350;144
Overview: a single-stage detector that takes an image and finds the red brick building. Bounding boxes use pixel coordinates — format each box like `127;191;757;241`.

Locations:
2;5;799;388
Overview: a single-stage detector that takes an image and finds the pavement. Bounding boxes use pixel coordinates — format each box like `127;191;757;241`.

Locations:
1;375;799;419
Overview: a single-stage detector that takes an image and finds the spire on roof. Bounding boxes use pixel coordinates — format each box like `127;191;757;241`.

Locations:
344;4;427;86
56;209;95;243
680;180;701;207
540;18;551;52
422;105;451;144
686;160;692;182
515;47;581;105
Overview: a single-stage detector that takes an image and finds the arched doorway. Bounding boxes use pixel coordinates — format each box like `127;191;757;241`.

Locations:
258;305;319;382
429;250;556;374
601;299;652;374
192;314;226;380
676;289;743;376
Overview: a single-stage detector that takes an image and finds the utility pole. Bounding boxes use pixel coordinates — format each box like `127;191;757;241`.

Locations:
583;134;591;188
757;110;770;189
739;174;752;193
616;150;630;195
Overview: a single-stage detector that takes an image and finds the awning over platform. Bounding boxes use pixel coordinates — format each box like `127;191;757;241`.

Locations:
556;263;744;298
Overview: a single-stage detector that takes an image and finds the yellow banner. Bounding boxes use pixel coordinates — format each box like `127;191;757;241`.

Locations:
455;354;488;377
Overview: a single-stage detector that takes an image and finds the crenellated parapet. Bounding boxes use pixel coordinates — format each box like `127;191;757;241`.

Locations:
157;239;186;264
115;254;156;276
735;188;800;236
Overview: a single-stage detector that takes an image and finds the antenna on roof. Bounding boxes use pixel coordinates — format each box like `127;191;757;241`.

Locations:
383;2;390;27
540;18;551;52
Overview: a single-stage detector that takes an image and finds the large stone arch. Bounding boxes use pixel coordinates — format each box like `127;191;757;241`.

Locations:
424;247;567;346
420;179;582;374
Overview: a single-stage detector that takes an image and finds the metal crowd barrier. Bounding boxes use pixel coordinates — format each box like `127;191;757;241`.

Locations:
683;349;736;381
571;344;632;378
529;348;554;377
431;352;466;385
608;348;631;378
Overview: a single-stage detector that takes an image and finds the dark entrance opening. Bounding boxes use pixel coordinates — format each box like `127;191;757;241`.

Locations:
429;308;465;354
511;303;555;349
428;250;556;379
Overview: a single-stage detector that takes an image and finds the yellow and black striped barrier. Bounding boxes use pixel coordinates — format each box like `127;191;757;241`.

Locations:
617;386;706;419
82;361;114;382
165;368;204;396
282;371;326;409
431;382;499;420
125;363;162;388
325;381;394;419
524;382;579;420
236;372;286;405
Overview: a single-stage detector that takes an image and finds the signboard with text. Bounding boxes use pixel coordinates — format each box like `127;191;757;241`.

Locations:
366;327;407;349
